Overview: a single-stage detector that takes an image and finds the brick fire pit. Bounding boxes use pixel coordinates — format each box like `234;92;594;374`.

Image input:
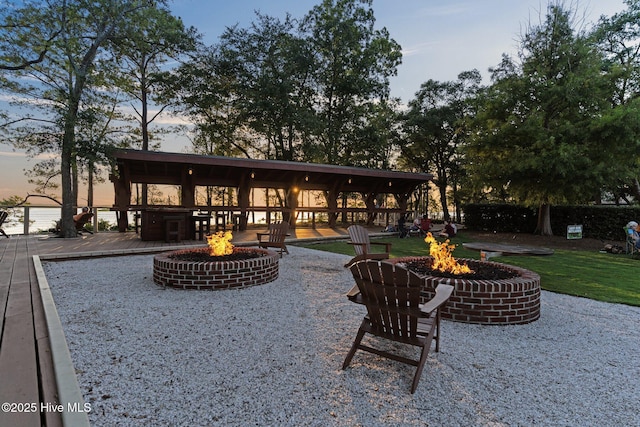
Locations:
153;247;279;290
391;257;541;325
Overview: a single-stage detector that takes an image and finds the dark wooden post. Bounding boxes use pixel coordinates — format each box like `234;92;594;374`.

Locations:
284;183;300;230
181;166;196;208
110;163;131;232
237;172;251;231
326;183;340;229
365;192;377;226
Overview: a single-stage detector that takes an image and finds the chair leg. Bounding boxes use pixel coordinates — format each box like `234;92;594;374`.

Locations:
342;327;366;369
433;313;441;353
410;345;430;394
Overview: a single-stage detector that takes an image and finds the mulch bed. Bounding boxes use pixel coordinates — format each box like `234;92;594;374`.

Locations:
461;230;612;252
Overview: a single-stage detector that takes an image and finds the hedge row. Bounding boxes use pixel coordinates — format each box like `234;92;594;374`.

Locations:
463;203;640;241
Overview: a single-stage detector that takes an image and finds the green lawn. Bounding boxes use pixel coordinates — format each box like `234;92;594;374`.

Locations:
297;233;640;307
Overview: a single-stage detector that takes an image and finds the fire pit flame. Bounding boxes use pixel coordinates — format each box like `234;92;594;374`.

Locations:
424;232;474;275
207;231;234;256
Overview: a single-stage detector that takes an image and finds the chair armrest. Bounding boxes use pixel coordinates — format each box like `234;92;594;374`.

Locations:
419;284;454;314
346;284;360;298
346;285;365;304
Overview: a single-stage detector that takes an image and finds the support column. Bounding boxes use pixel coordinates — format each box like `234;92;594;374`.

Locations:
364;192;377;226
110;167;131;232
237;173;251;231
284;183;300;230
181;166;196;208
326;182;340;229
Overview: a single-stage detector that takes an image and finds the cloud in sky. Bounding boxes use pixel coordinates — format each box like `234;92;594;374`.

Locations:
0;149;57;160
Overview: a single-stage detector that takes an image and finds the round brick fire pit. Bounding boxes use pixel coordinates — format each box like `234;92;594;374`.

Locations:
153;247;279;290
391;257;541;325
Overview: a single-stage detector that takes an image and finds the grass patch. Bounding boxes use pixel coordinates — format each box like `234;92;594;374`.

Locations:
297;232;640;307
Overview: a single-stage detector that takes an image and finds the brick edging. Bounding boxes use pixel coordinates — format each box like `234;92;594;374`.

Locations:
391;257;541;325
153;247;279;290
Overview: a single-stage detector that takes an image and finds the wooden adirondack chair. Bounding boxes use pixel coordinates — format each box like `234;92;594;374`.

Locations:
74;212;94;234
343;260;454;394
0;211;9;238
344;224;391;267
257;221;290;257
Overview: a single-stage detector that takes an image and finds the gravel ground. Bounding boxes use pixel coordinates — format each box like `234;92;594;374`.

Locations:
43;246;640;427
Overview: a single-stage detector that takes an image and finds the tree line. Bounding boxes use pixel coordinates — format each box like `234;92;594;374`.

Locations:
1;0;640;236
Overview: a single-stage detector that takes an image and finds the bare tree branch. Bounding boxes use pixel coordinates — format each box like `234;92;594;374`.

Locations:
15;193;62;206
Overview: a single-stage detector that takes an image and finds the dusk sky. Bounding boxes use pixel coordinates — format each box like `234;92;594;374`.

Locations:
0;0;627;206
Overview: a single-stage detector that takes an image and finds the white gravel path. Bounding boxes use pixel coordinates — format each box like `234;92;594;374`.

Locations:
43;245;640;427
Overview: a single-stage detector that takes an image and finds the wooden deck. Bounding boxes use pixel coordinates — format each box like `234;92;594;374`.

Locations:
0;227;355;426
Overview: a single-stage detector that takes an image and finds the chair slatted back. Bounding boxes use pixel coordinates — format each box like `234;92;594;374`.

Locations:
268;221;289;243
350;260;424;341
0;211;7;226
347;225;371;256
75;212;93;230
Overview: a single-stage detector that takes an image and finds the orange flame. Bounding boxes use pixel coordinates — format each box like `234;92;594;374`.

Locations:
207;231;234;256
424;232;473;275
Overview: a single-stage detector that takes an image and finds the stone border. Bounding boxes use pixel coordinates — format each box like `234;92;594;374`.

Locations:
33;256;91;427
390;257;541;325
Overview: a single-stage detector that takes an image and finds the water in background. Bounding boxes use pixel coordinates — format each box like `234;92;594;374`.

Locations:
1;207;119;235
0;207;275;235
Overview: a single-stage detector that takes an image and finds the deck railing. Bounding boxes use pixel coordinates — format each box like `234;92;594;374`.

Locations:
0;205;409;235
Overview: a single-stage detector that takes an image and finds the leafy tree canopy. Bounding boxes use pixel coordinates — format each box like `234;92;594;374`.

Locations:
467;4;640;234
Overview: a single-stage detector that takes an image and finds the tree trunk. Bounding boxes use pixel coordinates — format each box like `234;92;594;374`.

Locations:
87;163;94;207
437;182;450;222
60;121;77;238
534;203;553;236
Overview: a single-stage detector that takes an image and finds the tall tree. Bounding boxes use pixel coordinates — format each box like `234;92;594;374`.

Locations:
217;13;315;161
401;70;481;222
0;0;169;237
592;0;640;201
468;4;640;235
301;0;402;166
159;44;253;158
110;5;199;206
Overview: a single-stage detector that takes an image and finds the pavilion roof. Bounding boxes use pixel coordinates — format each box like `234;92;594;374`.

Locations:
113;149;432;195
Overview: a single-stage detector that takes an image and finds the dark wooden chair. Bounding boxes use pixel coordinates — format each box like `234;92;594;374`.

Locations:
74;212;94;234
0;210;9;238
345;224;391;267
257;221;290;257
343;260;454;394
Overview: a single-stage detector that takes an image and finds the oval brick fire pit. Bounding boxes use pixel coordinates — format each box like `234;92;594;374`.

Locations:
391;257;541;325
153;247;279;290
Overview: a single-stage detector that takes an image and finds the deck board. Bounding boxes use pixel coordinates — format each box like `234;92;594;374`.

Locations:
0;312;40;427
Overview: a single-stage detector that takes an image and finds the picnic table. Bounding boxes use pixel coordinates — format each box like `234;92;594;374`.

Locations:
463;242;554;259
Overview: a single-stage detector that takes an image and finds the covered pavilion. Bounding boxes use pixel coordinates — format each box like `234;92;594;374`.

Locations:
110;149;432;239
